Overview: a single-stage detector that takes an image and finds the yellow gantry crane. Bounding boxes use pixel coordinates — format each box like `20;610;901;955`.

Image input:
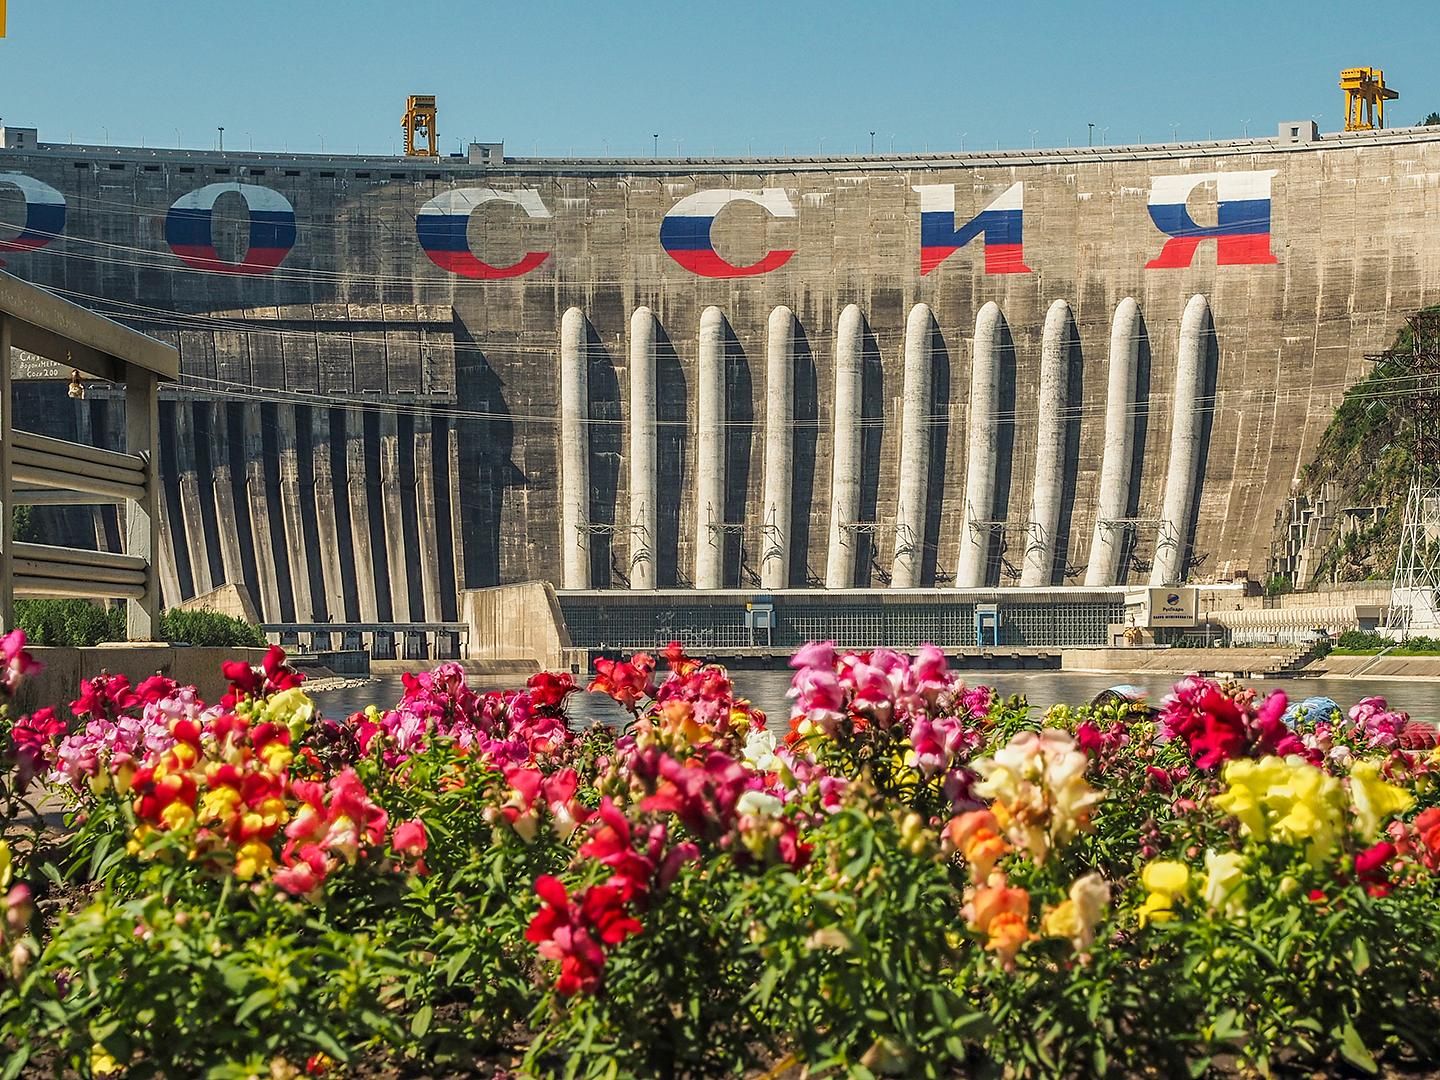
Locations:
1341;67;1399;131
402;95;439;157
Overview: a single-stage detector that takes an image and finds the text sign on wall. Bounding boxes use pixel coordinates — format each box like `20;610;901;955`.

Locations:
1147;587;1198;627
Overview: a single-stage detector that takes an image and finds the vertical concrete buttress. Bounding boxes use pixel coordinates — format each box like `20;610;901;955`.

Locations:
309;408;348;620
447;424;466;600
175;400;212;595
345;417;380;622
694;306;727;589
276;404;314;621
378;410;411;620
761;305;796;590
207;403;247;591
242;403;283;620
825;304;865;589
628;307;658;589
1151;294;1211;586
1086;297;1142;586
559;307;591;589
414;414;444;620
956;302;1003;588
1020;299;1072;587
892;303;935;588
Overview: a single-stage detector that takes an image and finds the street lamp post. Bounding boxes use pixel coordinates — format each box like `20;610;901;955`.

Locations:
652;133;659;157
869;130;875;154
1088;122;1094;146
218;126;224;152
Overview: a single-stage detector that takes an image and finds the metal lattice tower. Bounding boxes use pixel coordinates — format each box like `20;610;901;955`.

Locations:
1385;312;1440;638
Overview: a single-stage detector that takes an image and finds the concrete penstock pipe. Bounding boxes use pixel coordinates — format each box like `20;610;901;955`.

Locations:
559;306;591;590
628;307;658;590
760;305;796;590
825;304;865;589
693;306;728;590
956;302;1004;588
892;302;935;588
1151;294;1211;586
1020;299;1073;587
1086;297;1142;586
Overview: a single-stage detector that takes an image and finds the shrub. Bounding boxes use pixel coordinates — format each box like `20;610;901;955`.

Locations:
158;608;266;648
14;598;124;647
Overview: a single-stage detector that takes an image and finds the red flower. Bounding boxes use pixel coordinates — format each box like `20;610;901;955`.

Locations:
527;670;577;710
134;675;179;705
661;640;701;677
1355;841;1397;897
71;673;139;722
589;653;656;710
11;707;66;794
0;628;40;694
1414;807;1440;872
221;646;304;706
525;875;642;996
392;818;428;875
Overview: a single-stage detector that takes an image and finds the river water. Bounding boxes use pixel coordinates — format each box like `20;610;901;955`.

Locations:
311;670;1440;735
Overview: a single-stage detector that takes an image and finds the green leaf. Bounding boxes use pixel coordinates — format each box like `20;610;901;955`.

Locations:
235;988;274;1024
307;1028;350;1063
411;1003;434;1038
1352;938;1371;975
755;966;778;1007
1337;1022;1377;1074
1;1046;30;1080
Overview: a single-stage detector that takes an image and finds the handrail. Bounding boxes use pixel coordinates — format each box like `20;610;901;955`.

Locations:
11;429;146;474
261;622;468;633
1350;644;1397;678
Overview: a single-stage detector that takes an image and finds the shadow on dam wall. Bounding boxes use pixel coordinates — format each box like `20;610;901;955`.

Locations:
655;326;688;589
857;321;885;587
988;321;1018;585
1181;315;1221;580
1053;307;1084;585
1121;319;1154;574
586;322;622;589
455;318;519;591
921;324;952;587
789;325;819;588
723;326;754;587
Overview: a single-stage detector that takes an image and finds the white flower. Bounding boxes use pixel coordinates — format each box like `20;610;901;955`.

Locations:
736;790;784;819
743;729;779;773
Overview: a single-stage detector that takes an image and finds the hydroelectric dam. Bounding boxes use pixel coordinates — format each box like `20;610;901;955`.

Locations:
1;122;1438;643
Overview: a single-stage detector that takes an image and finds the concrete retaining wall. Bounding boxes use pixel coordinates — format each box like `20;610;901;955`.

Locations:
12;645;268;715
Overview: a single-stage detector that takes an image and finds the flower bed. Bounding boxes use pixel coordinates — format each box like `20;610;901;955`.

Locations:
3;634;1440;1076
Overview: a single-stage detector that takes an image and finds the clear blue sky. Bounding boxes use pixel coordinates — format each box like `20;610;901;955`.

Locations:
2;0;1436;157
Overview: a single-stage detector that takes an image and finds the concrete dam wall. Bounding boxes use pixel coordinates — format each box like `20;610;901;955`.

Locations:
2;127;1439;621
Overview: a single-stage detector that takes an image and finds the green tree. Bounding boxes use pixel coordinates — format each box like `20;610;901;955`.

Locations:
1422;112;1440;126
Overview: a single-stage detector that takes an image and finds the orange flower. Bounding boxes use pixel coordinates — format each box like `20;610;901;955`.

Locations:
945;809;1011;882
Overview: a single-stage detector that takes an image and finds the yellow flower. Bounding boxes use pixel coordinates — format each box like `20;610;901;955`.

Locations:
260;741;294;772
91;1045;122;1076
1139;859;1190;927
160;801;196;832
126;825;155;857
264;686;316;731
0;840;10;889
199;786;242;823
233;840;275;881
1349;760;1415;839
1214;756;1346;867
1201;850;1248;918
1041;872;1110;951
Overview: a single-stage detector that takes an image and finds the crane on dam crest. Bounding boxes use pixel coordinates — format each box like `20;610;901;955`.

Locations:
1341;67;1399;132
